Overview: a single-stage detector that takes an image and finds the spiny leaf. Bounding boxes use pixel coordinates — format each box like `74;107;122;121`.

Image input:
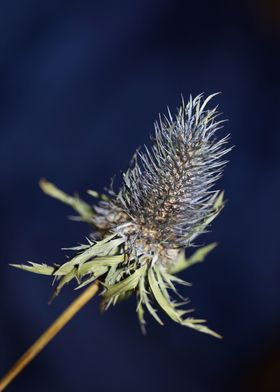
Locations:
75;266;108;290
49;268;77;302
141;291;163;326
170;243;217;274
148;267;181;323
77;255;124;276
182;319;222;339
202;191;224;227
10;262;55;276
137;273;164;327
54;235;124;276
137;302;146;334
102;265;147;302
39;179;94;223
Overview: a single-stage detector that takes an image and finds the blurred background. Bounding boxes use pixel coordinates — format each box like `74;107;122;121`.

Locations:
0;1;279;391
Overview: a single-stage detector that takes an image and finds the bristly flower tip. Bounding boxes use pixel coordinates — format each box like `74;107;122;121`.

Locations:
13;93;231;337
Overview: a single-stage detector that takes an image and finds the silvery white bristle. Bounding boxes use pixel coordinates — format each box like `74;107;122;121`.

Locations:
94;93;231;252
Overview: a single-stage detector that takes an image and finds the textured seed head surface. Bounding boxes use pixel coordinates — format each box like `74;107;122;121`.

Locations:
93;94;230;265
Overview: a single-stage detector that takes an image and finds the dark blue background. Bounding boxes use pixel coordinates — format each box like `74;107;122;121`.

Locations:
0;1;279;391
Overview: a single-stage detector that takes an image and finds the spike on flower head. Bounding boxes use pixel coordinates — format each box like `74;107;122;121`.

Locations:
13;93;231;337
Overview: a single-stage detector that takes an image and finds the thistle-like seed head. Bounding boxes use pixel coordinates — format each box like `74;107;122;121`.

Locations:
13;93;231;337
93;93;230;265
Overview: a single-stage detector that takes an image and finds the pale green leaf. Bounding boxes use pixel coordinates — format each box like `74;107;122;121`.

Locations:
188;191;224;243
77;255;124;276
148;267;181;323
170;243;217;274
103;265;146;301
143;296;163;325
137;302;146;334
10;262;55;276
39;179;94;223
54;234;123;275
182;319;222;339
50;268;77;302
138;273;164;326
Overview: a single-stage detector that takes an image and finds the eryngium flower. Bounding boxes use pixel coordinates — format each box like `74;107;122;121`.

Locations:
13;93;231;337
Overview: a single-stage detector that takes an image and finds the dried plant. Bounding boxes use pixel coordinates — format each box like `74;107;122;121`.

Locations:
12;93;231;337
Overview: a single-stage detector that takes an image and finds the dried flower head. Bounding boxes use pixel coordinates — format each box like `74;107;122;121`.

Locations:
13;93;231;337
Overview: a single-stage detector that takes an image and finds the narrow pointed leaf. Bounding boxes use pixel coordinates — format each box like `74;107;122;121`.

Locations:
10;262;55;276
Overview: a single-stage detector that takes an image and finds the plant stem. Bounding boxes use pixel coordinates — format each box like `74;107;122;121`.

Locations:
0;281;99;391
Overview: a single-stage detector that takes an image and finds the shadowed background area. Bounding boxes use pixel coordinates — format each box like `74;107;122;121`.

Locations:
0;1;279;391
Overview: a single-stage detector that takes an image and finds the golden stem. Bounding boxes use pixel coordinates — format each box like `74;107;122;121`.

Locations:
0;282;99;391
